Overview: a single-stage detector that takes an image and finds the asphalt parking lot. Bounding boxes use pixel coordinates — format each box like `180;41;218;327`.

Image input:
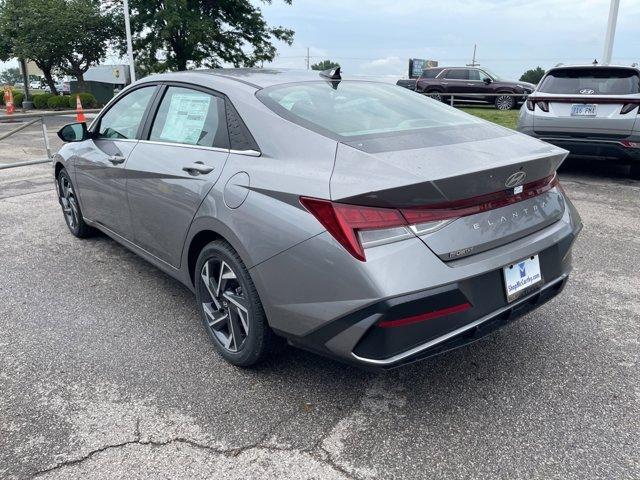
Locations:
0;121;639;478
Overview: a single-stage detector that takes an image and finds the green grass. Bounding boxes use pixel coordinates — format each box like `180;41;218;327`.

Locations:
459;107;519;130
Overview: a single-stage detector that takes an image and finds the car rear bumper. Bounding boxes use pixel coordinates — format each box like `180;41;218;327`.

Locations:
288;231;576;369
520;129;640;162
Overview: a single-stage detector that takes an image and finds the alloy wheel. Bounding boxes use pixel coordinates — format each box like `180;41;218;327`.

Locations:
427;92;443;102
58;175;79;230
200;258;249;352
495;95;514;110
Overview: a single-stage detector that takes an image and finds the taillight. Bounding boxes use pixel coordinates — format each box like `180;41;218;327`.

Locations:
526;98;535;111
300;174;559;261
621;140;640;149
620;103;638;115
536;100;549;112
299;197;410;261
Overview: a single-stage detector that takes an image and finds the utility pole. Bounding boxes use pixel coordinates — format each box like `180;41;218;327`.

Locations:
305;48;310;70
602;0;620;65
123;0;136;82
466;44;480;67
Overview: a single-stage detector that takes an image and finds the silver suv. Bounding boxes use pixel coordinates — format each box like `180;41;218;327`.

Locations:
517;64;640;179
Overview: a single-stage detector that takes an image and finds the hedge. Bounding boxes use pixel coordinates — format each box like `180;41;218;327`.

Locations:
47;95;71;110
33;93;53;109
69;92;97;109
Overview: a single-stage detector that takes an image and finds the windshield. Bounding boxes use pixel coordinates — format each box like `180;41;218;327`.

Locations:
481;69;501;81
538;68;640;95
258;81;482;139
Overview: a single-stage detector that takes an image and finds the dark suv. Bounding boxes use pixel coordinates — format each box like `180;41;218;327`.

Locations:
414;67;535;110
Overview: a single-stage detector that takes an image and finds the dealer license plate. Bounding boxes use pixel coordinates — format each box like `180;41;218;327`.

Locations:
503;255;543;303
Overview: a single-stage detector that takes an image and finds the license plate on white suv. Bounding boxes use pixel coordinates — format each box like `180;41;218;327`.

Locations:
570;104;597;116
503;255;543;303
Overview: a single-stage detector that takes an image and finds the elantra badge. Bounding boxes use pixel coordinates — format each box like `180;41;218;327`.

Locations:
505;171;527;188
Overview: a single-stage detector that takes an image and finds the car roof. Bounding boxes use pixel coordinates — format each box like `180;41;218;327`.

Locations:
143;68;384;90
549;64;640;72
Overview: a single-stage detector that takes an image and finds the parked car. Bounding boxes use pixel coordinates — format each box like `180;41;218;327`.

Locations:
54;81;71;94
518;64;640;179
415;67;535;110
29;80;42;90
53;68;581;368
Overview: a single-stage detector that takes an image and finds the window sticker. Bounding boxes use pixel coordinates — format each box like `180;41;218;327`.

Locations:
159;93;212;145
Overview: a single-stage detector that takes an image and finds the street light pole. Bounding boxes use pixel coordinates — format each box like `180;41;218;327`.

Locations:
123;0;136;82
602;0;620;65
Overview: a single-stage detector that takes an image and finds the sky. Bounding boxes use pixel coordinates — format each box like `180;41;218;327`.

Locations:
256;0;640;80
2;0;639;81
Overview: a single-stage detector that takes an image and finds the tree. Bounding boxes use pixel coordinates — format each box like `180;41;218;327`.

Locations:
311;60;340;71
520;66;546;85
0;67;22;85
0;0;67;94
59;0;120;91
114;0;295;73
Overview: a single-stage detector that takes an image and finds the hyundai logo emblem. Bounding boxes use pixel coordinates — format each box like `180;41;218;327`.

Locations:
579;88;595;95
505;171;527;188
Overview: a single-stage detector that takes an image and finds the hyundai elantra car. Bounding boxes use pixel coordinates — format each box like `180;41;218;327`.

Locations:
54;68;582;368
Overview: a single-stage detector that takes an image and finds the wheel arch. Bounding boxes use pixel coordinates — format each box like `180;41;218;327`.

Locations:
183;218;254;289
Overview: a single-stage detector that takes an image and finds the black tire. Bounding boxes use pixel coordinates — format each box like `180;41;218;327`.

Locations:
56;169;96;238
195;240;280;367
630;163;640;180
494;94;515;110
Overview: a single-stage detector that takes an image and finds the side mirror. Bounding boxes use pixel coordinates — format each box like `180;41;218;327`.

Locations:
57;122;89;142
483;77;492;84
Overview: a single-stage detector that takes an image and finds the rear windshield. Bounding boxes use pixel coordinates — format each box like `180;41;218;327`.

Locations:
538;68;640;95
258;81;481;139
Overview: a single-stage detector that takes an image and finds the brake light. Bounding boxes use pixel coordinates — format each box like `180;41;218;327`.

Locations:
300;174;559;261
526;99;535;111
536;100;549;112
620;103;638;115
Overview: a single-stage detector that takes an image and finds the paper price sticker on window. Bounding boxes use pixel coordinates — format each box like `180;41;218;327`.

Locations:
159;93;212;145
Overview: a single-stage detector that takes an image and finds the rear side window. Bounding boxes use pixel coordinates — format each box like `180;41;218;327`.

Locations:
149;86;228;148
420;68;443;79
258;81;482;139
98;86;156;139
444;69;469;80
539;68;640;95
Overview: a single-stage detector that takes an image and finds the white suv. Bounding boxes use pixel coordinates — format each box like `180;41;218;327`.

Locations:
517;64;640;179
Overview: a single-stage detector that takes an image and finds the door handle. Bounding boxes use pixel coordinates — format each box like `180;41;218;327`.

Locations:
182;162;215;175
107;154;126;165
441;82;448;85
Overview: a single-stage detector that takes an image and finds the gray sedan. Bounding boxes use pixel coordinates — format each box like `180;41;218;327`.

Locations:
54;68;582;368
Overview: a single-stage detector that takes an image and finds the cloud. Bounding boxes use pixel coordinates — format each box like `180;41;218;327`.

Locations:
359;56;406;75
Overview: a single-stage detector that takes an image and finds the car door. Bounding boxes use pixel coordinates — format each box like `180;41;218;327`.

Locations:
74;85;158;238
442;69;470;96
466;69;494;95
125;84;229;268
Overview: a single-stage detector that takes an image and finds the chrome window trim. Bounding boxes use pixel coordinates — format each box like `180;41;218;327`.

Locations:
138;139;230;154
136;140;262;157
351;274;568;366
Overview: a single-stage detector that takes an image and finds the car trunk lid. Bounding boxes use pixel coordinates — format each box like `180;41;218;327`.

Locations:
330;128;568;261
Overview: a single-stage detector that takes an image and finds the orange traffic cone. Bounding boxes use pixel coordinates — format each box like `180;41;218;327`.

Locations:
4;87;14;115
75;95;86;122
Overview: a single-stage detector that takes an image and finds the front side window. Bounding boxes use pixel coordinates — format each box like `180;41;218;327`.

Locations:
258;81;482;139
445;69;469;80
149;87;228;148
420;68;443;79
539;68;640;95
98;86;156;139
468;69;482;81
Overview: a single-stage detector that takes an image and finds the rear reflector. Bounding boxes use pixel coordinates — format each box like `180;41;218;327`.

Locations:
300;174;559;261
378;302;472;328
